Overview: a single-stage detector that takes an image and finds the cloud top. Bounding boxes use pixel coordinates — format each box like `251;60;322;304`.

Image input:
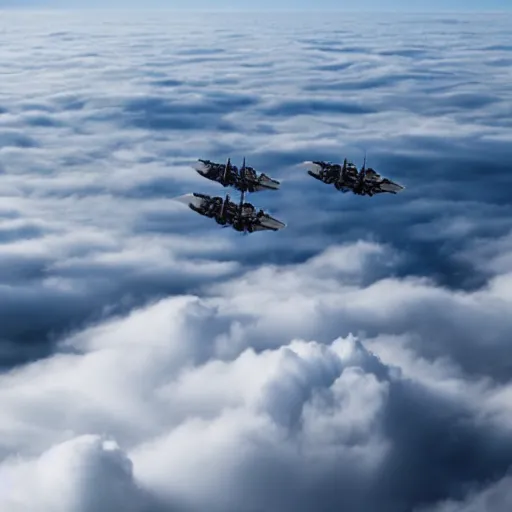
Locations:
1;10;512;512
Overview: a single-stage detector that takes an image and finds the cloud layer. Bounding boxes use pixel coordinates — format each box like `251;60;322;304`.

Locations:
1;10;512;512
2;242;512;512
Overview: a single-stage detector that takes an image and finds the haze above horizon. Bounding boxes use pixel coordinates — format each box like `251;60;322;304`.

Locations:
1;0;510;11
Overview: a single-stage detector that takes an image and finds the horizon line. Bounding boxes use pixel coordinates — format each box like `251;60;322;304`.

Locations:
0;7;511;12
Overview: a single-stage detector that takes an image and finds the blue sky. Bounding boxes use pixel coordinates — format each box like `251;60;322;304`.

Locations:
1;0;510;10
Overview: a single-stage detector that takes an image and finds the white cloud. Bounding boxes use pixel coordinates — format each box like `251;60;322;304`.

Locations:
0;435;148;512
1;242;512;511
1;10;512;512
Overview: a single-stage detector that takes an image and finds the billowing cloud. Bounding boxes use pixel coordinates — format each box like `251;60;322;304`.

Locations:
0;435;154;512
1;241;512;511
1;9;512;512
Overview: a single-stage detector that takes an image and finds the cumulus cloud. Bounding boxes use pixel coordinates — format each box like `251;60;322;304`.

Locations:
1;9;512;512
2;242;512;511
0;435;153;512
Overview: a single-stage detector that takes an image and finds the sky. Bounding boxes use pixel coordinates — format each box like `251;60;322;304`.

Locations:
1;8;512;512
0;0;511;10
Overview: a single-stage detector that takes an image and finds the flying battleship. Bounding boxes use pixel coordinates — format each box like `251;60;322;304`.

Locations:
175;157;285;234
192;157;280;193
302;156;404;196
174;191;285;233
